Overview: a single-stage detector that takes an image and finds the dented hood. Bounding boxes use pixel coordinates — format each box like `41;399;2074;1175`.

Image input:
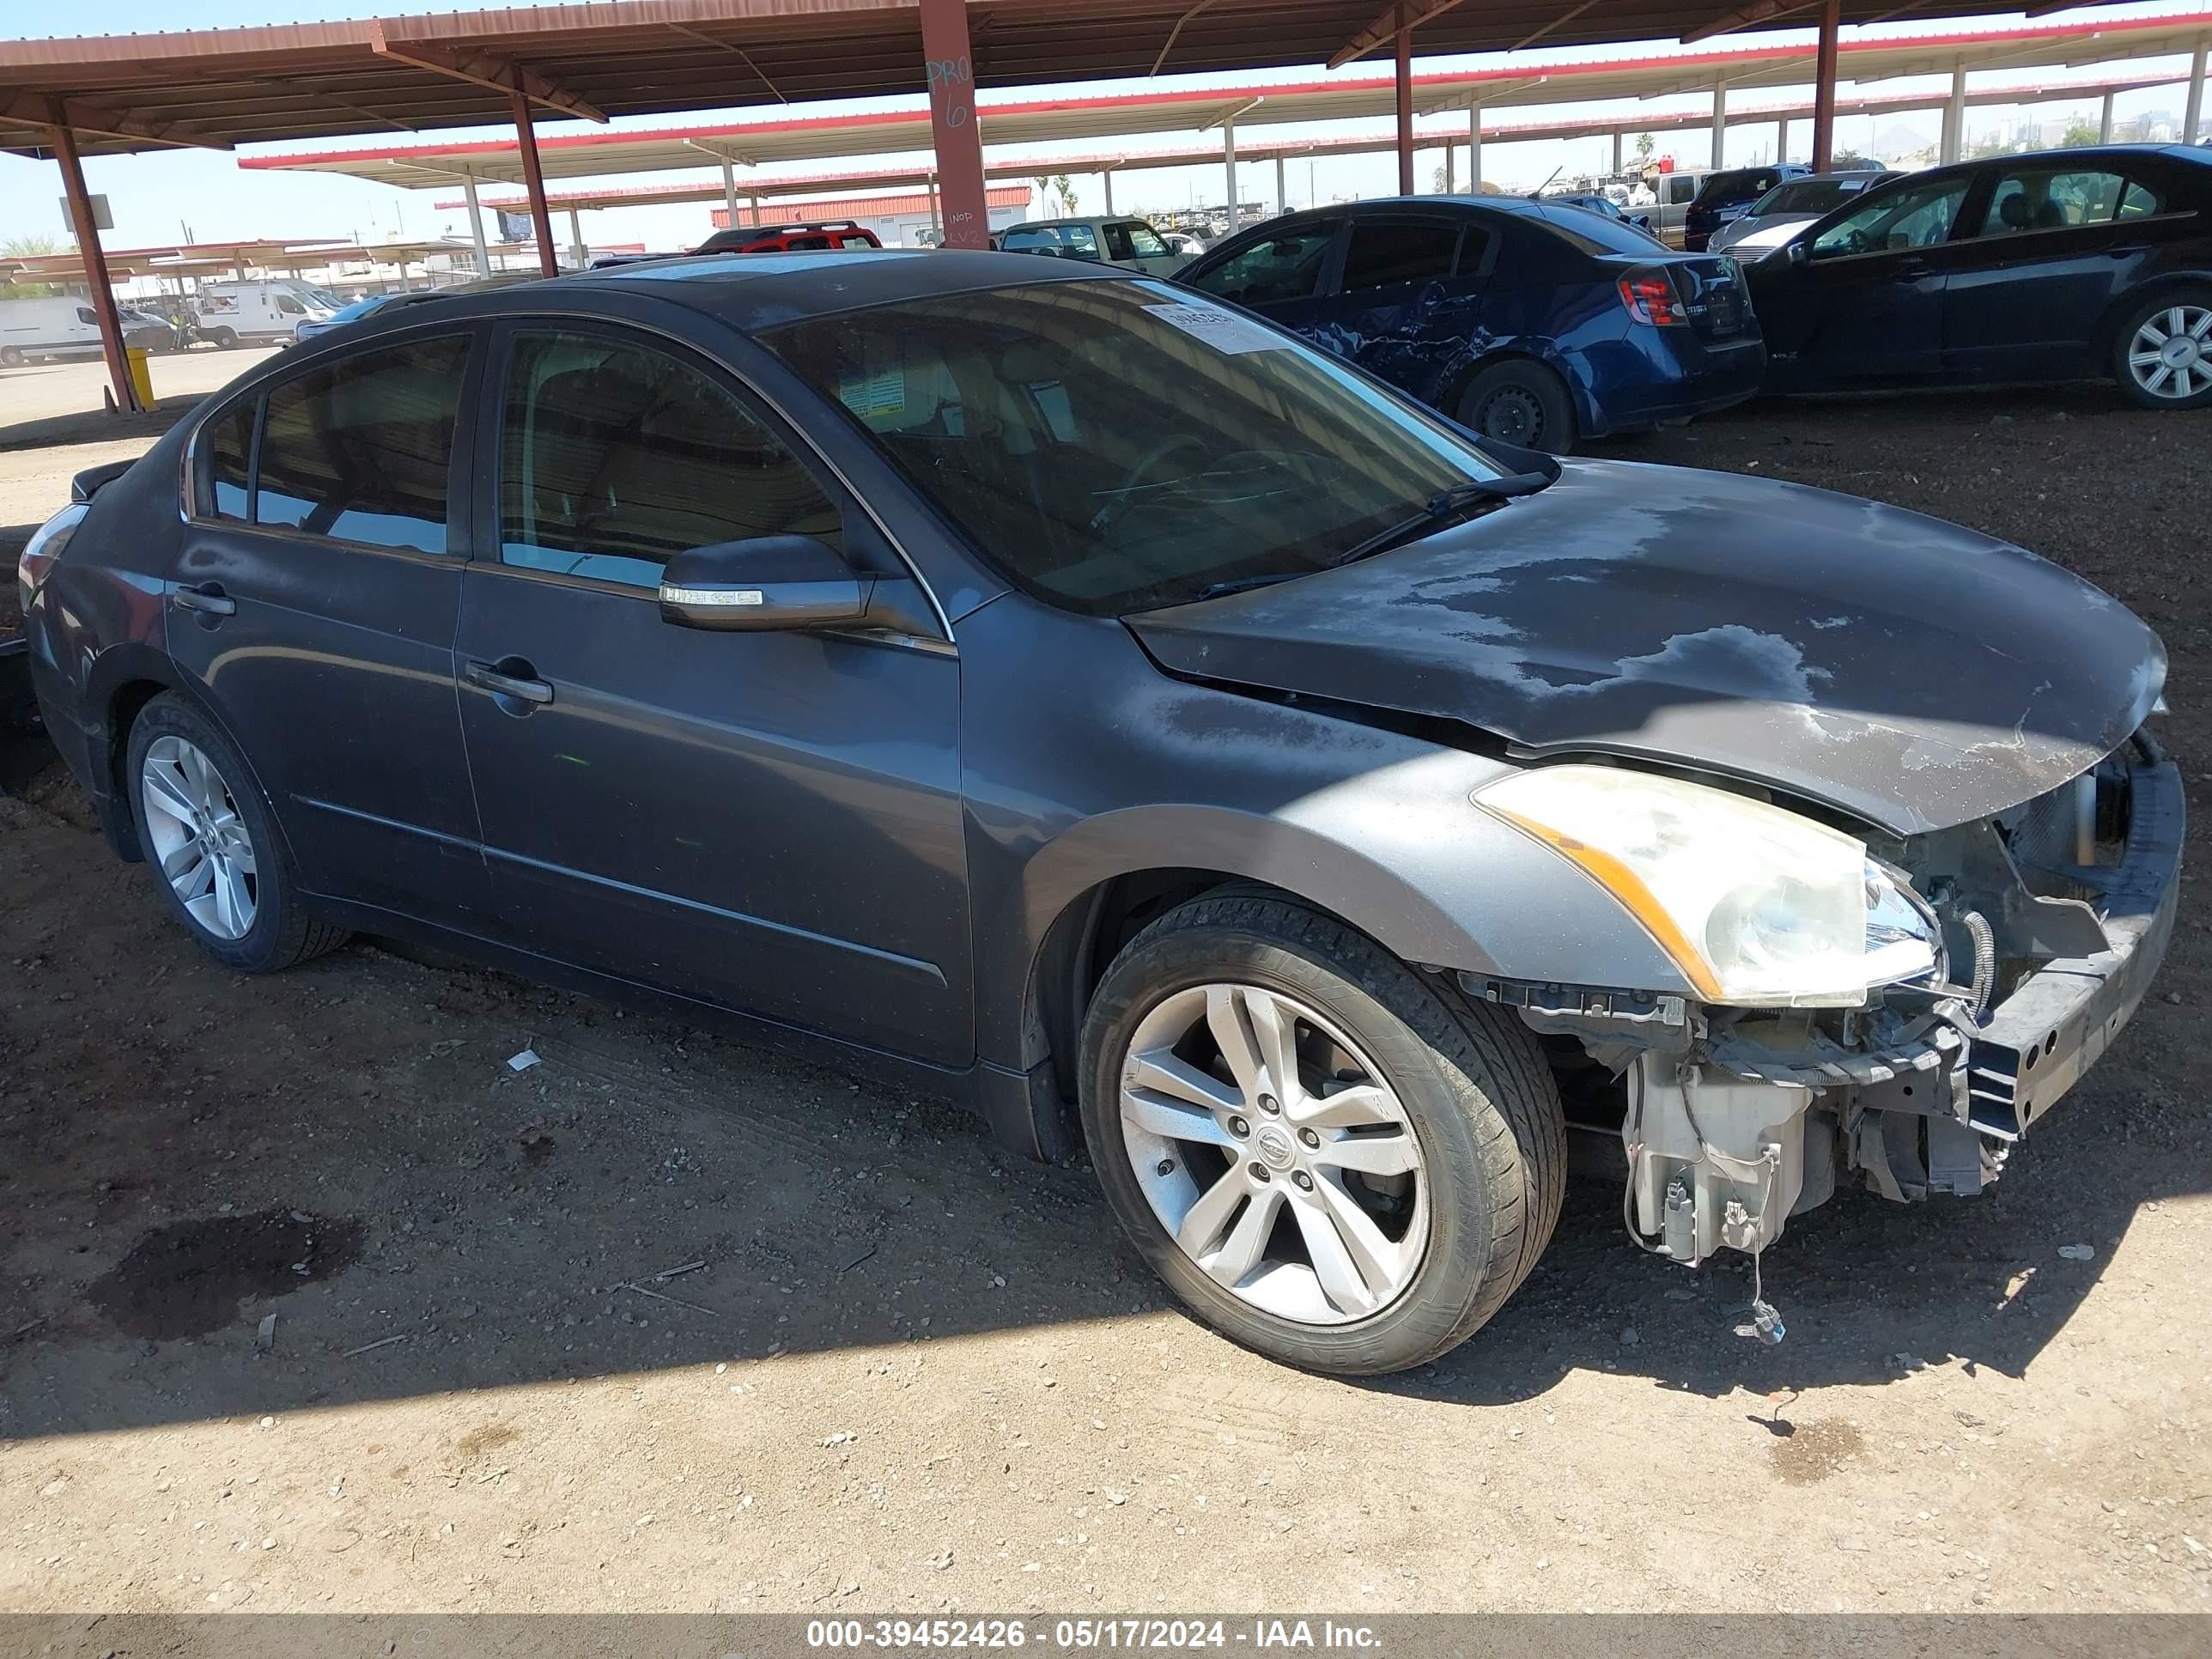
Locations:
1128;458;2165;837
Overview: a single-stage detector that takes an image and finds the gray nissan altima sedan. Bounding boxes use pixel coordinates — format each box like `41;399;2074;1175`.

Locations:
19;251;2180;1375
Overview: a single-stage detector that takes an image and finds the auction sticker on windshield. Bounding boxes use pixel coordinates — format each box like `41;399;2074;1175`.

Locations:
1145;303;1288;355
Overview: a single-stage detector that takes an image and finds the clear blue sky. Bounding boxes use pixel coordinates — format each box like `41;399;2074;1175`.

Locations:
3;3;2205;264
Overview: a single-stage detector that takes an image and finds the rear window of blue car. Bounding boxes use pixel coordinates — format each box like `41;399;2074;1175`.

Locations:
1529;205;1664;255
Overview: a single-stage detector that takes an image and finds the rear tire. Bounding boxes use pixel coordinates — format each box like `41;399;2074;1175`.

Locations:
210;328;240;350
0;347;21;368
1079;893;1565;1376
125;694;349;975
2112;289;2212;410
1455;360;1578;454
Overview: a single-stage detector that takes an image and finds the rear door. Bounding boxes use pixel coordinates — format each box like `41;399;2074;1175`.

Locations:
167;326;489;923
453;319;971;1064
1318;213;1484;406
1178;219;1346;338
1943;162;2167;380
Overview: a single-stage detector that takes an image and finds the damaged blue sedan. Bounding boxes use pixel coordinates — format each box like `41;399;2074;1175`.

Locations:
20;251;2177;1376
1176;194;1765;452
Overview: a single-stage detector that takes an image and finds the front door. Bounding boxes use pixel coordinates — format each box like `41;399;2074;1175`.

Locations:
1943;162;2160;382
166;327;488;924
453;322;972;1066
1758;171;1976;388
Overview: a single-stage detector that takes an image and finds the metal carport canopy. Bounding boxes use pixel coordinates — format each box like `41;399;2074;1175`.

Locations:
431;67;2186;218
3;0;2203;413
241;9;2212;190
3;2;2200;160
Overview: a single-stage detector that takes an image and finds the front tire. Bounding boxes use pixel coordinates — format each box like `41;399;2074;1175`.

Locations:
125;694;349;974
2113;290;2212;410
1079;894;1565;1376
1455;359;1577;453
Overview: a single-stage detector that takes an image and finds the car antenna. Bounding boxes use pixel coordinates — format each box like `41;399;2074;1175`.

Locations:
1527;167;1564;199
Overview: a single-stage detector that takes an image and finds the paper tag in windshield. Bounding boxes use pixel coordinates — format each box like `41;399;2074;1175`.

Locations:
1145;303;1287;355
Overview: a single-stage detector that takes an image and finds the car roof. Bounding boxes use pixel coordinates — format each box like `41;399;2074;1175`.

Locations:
328;248;1114;338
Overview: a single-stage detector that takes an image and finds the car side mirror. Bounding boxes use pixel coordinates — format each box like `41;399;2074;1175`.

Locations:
1788;240;1810;266
658;536;881;633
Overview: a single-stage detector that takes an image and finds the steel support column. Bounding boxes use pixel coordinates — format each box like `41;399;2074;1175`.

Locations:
720;154;738;220
1224;117;1239;233
1103;167;1115;215
1395;12;1415;197
2100;89;2116;145
460;173;491;275
510;89;558;277
1776;118;1788;163
568;208;586;267
1277;154;1288;212
919;0;990;248
1711;82;1728;168
1940;60;1967;165
49;121;139;414
1810;0;1842;173
2186;37;2208;146
1443;142;1454;195
1612;131;1623;176
1468;104;1482;191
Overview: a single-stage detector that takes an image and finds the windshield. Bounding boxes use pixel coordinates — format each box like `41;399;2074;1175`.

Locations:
1753;177;1874;217
763;278;1506;616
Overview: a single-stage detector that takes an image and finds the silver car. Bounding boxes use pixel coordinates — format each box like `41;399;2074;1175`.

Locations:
1000;216;1188;275
1710;170;1893;257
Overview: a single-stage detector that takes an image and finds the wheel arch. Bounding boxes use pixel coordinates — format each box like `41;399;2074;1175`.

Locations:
2093;271;2212;365
1000;794;1693;1111
96;659;296;872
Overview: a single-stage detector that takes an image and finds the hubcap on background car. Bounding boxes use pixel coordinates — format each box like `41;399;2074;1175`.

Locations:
141;735;258;941
1474;385;1544;446
1118;983;1429;1326
2128;305;2212;400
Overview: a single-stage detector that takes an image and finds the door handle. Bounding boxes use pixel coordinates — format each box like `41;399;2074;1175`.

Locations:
2108;244;2150;258
465;659;554;705
1892;259;1929;283
172;581;236;617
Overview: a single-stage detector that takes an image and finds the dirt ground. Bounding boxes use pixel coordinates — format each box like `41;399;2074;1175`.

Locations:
1;381;2207;1620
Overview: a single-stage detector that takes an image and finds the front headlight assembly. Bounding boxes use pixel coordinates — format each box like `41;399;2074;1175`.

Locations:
1477;764;1937;1008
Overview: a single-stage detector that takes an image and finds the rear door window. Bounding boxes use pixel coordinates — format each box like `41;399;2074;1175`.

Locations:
252;333;469;553
205;400;255;522
1103;222;1136;262
1975;167;2130;235
1337;219;1462;295
1183;223;1340;306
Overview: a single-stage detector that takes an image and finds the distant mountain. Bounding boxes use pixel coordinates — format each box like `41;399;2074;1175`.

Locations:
1869;120;1930;161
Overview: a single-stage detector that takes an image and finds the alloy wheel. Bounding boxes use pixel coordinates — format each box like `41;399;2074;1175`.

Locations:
140;734;259;941
1117;982;1429;1326
2127;304;2212;401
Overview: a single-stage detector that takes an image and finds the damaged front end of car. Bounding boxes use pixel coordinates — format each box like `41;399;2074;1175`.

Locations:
1462;731;2184;1323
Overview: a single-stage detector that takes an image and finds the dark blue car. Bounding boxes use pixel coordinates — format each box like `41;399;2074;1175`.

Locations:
1745;145;2212;410
1176;196;1765;452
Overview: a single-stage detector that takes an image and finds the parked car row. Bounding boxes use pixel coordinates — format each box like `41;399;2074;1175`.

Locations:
20;237;2179;1376
1165;143;2212;450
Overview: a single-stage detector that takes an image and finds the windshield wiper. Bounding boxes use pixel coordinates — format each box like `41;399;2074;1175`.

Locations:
1328;471;1554;568
1191;573;1305;602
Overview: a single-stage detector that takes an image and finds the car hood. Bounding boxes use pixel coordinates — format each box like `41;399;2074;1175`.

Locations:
1711;213;1815;252
1127;459;2165;837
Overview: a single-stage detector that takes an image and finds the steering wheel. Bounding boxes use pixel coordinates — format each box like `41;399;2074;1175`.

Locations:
1091;434;1212;533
